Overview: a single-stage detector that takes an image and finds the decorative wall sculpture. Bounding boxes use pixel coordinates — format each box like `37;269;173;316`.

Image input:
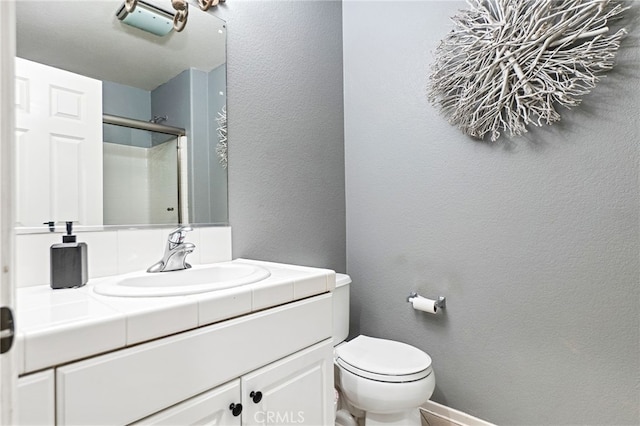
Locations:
216;106;227;169
428;0;628;141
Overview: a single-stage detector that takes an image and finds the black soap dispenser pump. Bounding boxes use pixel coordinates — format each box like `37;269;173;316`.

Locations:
50;222;88;289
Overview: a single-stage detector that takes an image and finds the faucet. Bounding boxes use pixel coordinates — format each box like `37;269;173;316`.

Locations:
147;226;195;273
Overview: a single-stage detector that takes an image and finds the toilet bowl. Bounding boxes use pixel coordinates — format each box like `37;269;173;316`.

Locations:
332;274;435;426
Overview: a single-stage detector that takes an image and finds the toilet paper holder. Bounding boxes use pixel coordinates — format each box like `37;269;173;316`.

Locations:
406;292;446;309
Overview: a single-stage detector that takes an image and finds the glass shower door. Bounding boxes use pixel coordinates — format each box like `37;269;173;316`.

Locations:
103;124;180;226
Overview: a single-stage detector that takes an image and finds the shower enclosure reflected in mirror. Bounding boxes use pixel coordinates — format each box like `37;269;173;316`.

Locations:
14;0;228;231
102;121;184;226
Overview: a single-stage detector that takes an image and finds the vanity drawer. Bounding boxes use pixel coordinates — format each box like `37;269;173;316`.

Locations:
56;293;331;426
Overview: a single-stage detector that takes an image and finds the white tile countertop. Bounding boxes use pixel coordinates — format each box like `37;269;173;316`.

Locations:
16;259;336;375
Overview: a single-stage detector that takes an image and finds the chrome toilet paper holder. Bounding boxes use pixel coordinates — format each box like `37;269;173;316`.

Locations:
407;292;446;309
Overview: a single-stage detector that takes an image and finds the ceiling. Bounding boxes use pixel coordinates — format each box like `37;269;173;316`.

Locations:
16;0;226;91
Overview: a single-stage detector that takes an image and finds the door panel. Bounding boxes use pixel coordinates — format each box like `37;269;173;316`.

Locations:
242;339;334;426
17;370;54;425
132;380;241;426
14;57;102;227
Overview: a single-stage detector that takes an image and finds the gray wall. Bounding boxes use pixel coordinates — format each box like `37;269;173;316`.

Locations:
208;65;229;223
151;68;229;224
214;0;346;272
344;1;639;425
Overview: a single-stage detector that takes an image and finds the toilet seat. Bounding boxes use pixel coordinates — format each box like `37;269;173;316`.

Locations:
335;335;432;383
336;357;432;383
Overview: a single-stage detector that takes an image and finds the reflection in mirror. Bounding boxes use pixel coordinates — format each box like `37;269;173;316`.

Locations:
102;122;182;226
15;0;228;232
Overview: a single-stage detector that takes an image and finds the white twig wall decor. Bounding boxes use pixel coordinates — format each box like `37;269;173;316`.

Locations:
428;0;628;141
216;105;227;169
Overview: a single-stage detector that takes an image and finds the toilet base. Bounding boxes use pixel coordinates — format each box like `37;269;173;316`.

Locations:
364;408;422;426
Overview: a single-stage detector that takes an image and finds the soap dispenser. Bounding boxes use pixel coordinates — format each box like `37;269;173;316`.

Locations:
50;222;88;289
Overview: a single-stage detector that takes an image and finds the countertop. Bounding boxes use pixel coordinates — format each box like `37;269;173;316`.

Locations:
16;259;336;375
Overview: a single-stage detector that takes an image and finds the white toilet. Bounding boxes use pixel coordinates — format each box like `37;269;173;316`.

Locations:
333;274;435;426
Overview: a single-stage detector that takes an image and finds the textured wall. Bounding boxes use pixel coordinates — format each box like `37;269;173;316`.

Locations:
152;69;229;224
214;0;346;272
343;1;639;424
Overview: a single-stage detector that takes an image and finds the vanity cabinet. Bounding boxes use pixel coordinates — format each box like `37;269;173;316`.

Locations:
43;293;333;425
134;339;333;426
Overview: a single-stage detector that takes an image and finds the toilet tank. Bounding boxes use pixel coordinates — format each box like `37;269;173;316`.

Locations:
333;273;351;345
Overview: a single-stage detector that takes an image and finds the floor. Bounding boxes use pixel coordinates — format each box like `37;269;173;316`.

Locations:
421;409;461;426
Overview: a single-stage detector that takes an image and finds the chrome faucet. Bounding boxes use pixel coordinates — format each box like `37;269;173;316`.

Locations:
147;226;195;273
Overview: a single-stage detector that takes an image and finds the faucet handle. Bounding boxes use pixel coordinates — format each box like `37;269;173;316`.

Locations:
168;225;193;244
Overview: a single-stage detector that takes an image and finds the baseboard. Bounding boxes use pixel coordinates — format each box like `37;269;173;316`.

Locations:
421;400;495;426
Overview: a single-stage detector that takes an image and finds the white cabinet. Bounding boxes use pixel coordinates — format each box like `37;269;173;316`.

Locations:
54;294;332;425
17;370;55;426
135;339;334;426
133;380;242;426
242;339;334;426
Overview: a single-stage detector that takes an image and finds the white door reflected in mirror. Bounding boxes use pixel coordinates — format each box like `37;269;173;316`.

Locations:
15;58;103;227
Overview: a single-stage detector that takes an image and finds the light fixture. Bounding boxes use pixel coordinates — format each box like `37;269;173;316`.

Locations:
116;0;176;36
117;0;227;35
170;0;188;32
198;0;226;12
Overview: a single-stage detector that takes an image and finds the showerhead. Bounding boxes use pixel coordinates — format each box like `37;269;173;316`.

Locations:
116;0;174;37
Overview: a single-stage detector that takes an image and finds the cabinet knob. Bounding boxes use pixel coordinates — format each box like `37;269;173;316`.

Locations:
250;391;263;403
229;403;243;416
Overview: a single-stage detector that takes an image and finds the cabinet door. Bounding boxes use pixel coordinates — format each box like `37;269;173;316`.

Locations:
17;370;54;425
132;379;242;426
241;339;334;426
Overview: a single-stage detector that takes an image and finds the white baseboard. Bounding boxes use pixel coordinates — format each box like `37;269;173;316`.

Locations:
421;400;495;426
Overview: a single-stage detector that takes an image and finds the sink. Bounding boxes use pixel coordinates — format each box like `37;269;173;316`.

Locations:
93;262;271;297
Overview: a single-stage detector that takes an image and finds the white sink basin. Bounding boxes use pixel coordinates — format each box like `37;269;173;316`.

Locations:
93;263;271;297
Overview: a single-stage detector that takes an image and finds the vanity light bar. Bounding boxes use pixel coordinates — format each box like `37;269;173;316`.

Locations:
116;0;174;37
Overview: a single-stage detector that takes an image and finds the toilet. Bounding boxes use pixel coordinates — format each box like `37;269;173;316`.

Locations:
333;274;435;426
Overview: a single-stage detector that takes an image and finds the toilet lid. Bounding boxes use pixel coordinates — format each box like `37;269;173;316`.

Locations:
335;335;432;377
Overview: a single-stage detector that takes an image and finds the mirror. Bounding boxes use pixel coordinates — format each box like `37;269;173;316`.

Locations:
15;0;228;232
